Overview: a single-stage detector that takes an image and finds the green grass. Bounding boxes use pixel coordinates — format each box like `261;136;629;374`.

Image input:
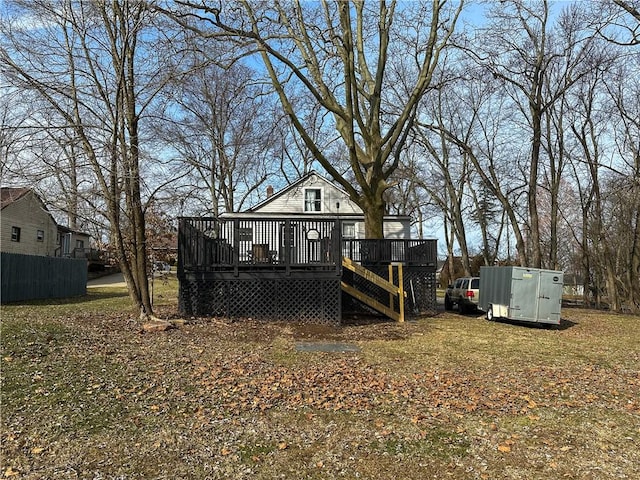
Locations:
2;280;639;479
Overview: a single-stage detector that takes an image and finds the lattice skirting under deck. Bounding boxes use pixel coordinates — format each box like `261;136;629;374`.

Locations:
179;275;342;324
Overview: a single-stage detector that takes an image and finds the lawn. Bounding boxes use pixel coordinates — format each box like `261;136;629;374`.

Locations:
1;276;639;479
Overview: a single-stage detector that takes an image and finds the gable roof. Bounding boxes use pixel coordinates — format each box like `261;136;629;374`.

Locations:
2;187;93;238
1;187;32;209
245;171;352;213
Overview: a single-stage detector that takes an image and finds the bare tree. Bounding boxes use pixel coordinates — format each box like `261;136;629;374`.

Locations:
604;58;640;311
594;0;640;46
465;0;598;268
167;0;463;238
159;60;278;215
1;0;178;320
0;88;31;182
413;85;475;276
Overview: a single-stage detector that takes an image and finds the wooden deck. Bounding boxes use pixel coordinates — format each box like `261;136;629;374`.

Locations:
177;217;438;322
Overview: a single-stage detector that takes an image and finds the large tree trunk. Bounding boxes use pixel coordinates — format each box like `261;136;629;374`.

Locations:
528;107;543;269
362;195;386;239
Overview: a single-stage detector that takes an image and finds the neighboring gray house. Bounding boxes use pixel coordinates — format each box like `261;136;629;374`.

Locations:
226;171;412;240
1;187;90;303
1;187;91;258
1;187;59;256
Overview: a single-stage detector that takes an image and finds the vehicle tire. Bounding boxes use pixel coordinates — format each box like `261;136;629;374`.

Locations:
486;305;493;321
444;295;453;311
459;302;468;314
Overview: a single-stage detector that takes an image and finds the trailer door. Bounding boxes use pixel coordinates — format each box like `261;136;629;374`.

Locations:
510;269;540;321
537;271;563;324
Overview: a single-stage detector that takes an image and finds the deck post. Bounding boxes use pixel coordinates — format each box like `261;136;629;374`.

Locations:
398;263;405;323
284;219;291;276
389;264;394;313
233;218;240;277
335;219;341;275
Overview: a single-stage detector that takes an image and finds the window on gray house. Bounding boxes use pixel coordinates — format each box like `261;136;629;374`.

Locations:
37;230;44;242
342;222;356;239
304;188;322;212
11;226;21;242
238;227;253;241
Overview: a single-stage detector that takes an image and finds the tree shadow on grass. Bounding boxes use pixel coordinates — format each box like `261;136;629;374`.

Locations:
4;290;128;306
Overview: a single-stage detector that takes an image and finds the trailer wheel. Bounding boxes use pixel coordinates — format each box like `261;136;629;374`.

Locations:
486;305;494;321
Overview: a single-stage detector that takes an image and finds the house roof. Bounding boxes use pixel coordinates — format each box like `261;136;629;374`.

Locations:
1;187;32;209
245;170;353;213
221;211;411;220
1;187;91;238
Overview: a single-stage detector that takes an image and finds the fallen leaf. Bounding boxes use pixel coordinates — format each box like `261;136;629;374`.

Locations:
31;446;45;454
278;442;288;450
221;447;232;456
4;467;19;477
498;444;511;453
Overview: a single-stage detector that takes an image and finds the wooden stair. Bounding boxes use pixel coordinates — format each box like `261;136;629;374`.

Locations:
341;257;405;322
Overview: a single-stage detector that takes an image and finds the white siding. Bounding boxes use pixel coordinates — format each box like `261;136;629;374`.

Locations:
383;220;411;239
239;172;413;242
254;173;362;215
1;193;58;256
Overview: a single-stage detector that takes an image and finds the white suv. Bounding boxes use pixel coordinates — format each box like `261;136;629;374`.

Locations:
445;277;480;313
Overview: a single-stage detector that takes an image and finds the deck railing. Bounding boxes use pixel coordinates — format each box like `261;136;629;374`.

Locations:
341;239;437;267
178;217;437;276
178;217;341;275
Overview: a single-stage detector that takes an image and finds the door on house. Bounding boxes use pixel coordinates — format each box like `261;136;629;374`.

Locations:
60;233;71;257
279;223;298;264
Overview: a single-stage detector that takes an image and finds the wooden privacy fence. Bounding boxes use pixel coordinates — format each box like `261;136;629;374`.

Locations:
1;252;87;303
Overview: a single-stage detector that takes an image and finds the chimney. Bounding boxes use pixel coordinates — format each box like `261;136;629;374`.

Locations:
266;185;274;197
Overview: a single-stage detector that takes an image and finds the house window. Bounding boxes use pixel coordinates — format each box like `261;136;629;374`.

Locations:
304;188;322;212
238;227;253;241
11;226;21;242
76;239;84;249
37;230;45;242
342;222;356;239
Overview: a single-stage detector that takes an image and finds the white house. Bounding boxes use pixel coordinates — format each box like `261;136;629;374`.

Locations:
225;171;412;240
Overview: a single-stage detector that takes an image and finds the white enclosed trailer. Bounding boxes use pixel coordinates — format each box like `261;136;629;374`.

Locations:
479;266;563;326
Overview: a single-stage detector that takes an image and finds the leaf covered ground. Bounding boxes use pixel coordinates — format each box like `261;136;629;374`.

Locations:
1;281;639;479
